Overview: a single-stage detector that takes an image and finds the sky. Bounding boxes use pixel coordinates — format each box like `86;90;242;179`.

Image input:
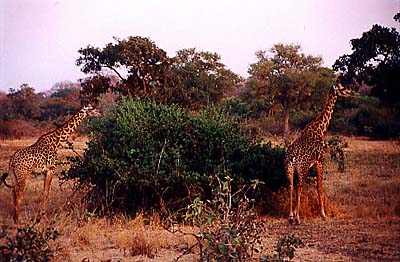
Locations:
0;0;398;93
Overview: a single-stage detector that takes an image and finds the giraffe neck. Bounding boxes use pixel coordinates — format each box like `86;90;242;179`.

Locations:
45;106;89;148
306;87;338;138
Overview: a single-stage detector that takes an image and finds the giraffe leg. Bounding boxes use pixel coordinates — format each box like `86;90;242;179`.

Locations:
315;161;326;220
13;176;27;224
285;163;295;224
294;169;305;224
42;167;54;215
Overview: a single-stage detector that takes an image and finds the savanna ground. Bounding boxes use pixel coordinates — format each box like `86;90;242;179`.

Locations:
0;136;399;261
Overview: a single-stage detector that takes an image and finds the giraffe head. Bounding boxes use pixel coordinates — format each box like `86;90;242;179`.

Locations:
83;103;102;117
333;83;355;98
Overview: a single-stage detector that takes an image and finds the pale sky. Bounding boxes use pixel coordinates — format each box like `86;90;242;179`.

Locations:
0;0;398;92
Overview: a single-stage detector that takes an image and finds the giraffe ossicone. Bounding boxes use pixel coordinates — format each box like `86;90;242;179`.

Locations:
7;103;101;223
284;83;354;224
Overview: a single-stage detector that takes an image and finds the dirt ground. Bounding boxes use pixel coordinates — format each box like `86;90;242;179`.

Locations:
263;217;400;262
0;136;399;261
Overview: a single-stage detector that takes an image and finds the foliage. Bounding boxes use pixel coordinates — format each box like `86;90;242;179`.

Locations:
77;37;240;109
0;83;83;138
4;84;41;120
0;223;59;262
223;97;251;118
289;94;400;139
176;176;265;261
328;136;348;173
0;120;40;139
247;44;331;133
351;102;400;139
171;176;302;262
66;97;286;214
0;83;81;122
261;235;303;262
333;13;400;106
77;36;172;99
170;48;241;110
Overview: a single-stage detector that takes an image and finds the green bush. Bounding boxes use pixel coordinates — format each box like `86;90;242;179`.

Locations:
351;103;400;139
66;97;285;214
181;176;265;261
0;223;59;261
224;97;250;117
289;95;400;139
169;176;301;261
261;235;303;262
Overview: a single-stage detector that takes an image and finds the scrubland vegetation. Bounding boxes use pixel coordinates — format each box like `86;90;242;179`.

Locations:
1;14;399;261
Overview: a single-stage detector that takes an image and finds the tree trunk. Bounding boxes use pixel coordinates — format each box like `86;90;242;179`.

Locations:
142;79;147;94
284;105;290;135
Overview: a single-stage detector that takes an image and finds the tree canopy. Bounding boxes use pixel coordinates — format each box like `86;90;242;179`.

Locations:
247;43;325;133
76;36;172;99
333;13;400;106
76;37;240;110
170;48;241;110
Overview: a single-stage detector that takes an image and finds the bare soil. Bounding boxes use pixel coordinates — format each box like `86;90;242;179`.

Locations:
0;136;399;261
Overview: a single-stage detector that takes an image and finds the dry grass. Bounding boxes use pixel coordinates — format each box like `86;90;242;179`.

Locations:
1;136;399;261
262;135;400;220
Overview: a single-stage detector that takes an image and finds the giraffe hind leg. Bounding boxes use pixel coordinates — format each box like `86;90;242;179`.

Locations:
293;168;306;224
285;163;295;224
41;167;55;216
315;161;326;219
12;174;27;224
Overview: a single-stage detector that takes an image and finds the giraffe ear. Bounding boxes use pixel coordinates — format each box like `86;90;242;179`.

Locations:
83;103;94;110
336;84;355;98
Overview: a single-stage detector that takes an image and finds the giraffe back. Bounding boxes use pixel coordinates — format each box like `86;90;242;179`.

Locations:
11;134;58;175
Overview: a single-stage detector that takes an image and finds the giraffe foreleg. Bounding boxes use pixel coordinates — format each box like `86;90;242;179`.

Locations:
42;167;55;215
315;161;326;220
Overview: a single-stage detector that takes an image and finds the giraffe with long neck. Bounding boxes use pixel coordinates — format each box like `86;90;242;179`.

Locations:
284;84;353;224
8;104;100;223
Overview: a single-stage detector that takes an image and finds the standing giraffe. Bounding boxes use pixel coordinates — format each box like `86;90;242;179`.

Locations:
285;84;353;224
7;104;100;223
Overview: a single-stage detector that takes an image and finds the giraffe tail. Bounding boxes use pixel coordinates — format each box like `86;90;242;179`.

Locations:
1;159;13;188
1;173;11;188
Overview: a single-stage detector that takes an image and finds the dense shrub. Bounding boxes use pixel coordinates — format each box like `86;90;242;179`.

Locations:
0;120;45;139
351;103;400;139
0;223;59;261
287;95;400;139
66;97;285;214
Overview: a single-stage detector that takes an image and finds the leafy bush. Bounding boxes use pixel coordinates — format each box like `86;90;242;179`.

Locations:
288;95;400;139
179;176;265;261
224;97;250;117
328;136;348;172
66;97;286;214
168;176;302;262
261;235;303;262
0;120;39;139
0;223;59;261
351;103;400;139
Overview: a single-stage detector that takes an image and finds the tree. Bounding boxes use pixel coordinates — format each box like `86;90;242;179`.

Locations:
76;36;172;99
333;13;400;106
170;48;241;110
248;43;323;134
7;84;41;120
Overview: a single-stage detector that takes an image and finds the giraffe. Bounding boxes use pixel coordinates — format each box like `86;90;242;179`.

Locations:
7;104;101;223
284;83;354;224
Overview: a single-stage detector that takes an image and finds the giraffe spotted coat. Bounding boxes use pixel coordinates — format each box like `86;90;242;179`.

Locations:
284;84;353;224
8;104;100;223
